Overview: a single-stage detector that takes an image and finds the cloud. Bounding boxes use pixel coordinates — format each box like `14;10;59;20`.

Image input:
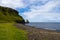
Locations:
0;0;25;8
24;12;60;22
0;0;60;22
23;0;59;17
50;4;60;13
23;0;60;22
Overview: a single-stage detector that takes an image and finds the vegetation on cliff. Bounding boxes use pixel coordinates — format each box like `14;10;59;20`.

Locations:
0;6;25;23
0;6;28;40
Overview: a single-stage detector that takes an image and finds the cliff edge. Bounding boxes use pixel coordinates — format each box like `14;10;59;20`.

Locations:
0;6;25;23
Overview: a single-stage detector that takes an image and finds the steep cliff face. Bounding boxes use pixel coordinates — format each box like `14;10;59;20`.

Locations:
0;6;25;23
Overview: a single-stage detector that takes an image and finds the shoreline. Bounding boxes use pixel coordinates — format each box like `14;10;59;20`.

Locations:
15;23;60;40
25;24;60;32
15;23;60;34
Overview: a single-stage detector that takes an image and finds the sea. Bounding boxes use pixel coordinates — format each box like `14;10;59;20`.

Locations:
26;22;60;31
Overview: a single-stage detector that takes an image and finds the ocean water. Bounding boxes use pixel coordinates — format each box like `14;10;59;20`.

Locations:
26;22;60;30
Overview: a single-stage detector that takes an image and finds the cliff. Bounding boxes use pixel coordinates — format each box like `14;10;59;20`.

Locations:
0;6;25;23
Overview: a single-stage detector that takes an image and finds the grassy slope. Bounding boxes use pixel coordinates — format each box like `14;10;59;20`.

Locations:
0;23;28;40
0;6;25;23
0;6;27;40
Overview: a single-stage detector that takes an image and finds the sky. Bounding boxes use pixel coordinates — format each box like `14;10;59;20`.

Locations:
0;0;60;22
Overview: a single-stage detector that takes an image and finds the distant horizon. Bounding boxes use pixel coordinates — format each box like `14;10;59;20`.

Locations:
30;22;60;23
29;22;60;23
0;0;60;22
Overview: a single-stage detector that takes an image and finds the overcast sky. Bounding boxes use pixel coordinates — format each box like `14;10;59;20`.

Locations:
0;0;60;22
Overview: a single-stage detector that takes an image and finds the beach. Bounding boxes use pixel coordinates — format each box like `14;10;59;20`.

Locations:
15;23;60;40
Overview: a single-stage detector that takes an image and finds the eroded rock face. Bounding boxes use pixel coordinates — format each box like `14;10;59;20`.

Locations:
0;6;25;23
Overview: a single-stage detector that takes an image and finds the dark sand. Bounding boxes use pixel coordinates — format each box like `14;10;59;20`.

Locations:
15;23;60;40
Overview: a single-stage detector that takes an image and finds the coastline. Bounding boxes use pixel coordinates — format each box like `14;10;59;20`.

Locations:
15;23;60;40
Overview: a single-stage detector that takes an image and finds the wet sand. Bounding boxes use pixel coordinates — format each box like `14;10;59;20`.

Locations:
15;23;60;40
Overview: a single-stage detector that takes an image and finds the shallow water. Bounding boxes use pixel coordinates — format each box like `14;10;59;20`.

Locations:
26;22;60;30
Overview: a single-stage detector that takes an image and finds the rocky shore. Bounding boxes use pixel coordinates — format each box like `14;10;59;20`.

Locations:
15;23;60;40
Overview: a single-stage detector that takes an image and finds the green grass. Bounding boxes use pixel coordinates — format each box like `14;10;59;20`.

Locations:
0;23;28;40
0;6;25;23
